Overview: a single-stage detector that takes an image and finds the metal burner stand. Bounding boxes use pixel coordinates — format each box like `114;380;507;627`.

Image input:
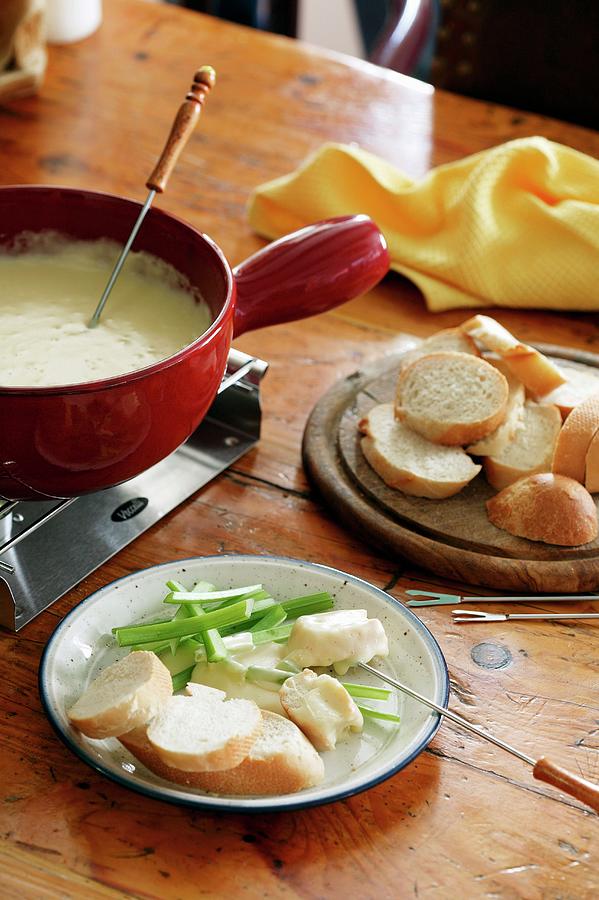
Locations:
0;349;268;631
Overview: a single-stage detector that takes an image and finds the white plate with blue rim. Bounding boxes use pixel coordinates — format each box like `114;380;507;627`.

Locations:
39;554;449;812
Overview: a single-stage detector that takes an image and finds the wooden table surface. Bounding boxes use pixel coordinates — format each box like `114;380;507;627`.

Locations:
1;1;598;897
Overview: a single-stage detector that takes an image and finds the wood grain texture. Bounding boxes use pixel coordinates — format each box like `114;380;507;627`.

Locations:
0;1;598;897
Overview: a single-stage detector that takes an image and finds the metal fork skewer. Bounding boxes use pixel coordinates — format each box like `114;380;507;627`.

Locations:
359;662;535;764
405;589;599;607
88;66;215;328
359;662;599;813
453;609;599;623
88;191;155;327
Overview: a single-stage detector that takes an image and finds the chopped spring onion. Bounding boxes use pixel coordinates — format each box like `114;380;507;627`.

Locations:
277;659;301;674
113;597;254;646
220;592;333;636
193;624;293;663
249;604;287;632
166;579;187;592
203;628;228;663
220;657;247;680
253;624;293;644
171;665;195;692
163;584;263;604
341;682;391;700
245;665;291;685
178;581;231;663
191;580;217;593
159;638;203;672
357;705;400;724
169;605;193;655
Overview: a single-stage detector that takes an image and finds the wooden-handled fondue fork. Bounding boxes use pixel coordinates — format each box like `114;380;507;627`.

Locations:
89;66;215;327
359;662;599;814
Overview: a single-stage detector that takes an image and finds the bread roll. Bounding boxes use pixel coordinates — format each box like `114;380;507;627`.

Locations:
486;473;598;546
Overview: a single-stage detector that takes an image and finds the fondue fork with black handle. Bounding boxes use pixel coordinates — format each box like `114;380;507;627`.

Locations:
89;65;216;327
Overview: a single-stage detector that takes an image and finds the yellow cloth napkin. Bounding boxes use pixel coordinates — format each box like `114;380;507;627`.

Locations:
248;137;599;313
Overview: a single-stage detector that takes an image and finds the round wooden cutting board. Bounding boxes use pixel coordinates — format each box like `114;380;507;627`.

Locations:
302;345;599;592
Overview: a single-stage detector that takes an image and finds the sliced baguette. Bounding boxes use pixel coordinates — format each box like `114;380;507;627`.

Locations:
460;315;566;397
67;651;172;740
484;401;561;491
120;710;325;795
395;351;508;445
399;327;480;369
146;684;262;772
486;473;598;546
467;358;525;456
585;428;599;493
359;403;481;499
543;366;599;419
552;392;599;483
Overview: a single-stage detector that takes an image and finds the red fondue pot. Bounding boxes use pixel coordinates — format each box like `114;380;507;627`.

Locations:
0;186;389;500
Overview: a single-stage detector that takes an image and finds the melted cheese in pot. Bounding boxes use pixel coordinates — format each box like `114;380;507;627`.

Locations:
0;234;212;387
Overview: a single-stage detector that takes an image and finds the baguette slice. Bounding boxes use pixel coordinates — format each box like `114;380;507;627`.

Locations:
120;710;325;795
486;473;598;546
467;358;525;456
67;651;172;740
543;366;599;419
146;684;262;772
460;315;566;397
395;352;508;445
585;428;599;493
399;327;480;369
484;401;562;491
359;403;481;499
552;392;599;483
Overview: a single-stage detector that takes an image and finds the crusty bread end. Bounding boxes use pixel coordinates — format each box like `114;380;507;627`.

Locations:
460;315;566;397
552;392;599;483
486;473;598;546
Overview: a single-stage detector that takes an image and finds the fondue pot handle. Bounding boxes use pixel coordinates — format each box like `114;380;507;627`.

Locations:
232;215;389;337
